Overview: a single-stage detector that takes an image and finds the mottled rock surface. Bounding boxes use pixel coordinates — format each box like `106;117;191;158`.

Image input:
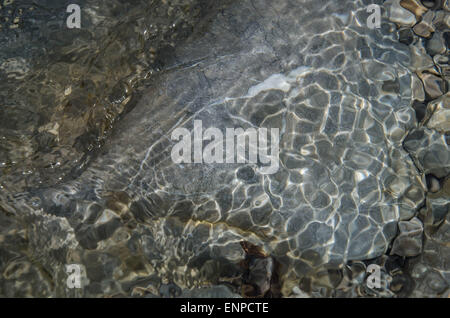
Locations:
0;0;448;298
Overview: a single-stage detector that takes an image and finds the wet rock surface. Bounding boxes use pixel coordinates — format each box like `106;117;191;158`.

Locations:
391;217;423;257
0;0;231;193
392;0;450;297
0;0;449;298
387;0;418;26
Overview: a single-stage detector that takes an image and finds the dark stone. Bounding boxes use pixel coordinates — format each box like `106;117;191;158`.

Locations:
34;131;57;153
215;187;233;213
129;199;154;223
236;166;256;183
75;224;97;249
399;28;415;46
171;200;194;222
384;255;405;275
250;203;272;225
420;0;443;9
96;218;122;241
412;100;427;122
390;273;415;296
382;80;400;93
444;32;450;48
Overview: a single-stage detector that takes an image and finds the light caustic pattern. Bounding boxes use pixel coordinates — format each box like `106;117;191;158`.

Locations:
0;0;429;297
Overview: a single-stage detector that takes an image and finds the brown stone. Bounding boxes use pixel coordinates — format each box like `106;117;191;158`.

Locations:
400;0;428;19
426;93;450;133
413;10;435;37
419;72;446;98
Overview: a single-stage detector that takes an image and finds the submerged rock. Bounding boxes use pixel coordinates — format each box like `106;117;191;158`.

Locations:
400;0;428;19
413;10;435;37
425;178;450;228
240;241;279;298
427;31;447;55
412;74;426;102
409;42;436;72
413;100;428;122
433;10;450;30
0;0;231;194
404;128;450;178
434;54;450;81
387;0;418;26
426;93;450;132
444;0;450;11
426;174;441;192
407;204;450;296
421;0;444;10
399;28;416;45
418;71;446;98
391;217;424;257
0;0;445;298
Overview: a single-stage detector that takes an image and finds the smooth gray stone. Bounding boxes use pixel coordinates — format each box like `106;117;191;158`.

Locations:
427;31;447;55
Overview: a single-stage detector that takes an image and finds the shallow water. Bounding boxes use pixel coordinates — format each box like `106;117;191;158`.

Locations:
0;0;449;297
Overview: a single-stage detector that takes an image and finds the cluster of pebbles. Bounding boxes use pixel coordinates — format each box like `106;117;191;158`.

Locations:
0;0;449;298
311;0;450;298
340;0;450;297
